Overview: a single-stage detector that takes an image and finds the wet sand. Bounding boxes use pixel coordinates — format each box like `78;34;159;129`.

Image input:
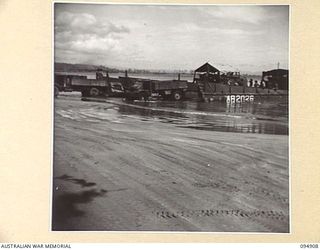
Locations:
52;96;289;232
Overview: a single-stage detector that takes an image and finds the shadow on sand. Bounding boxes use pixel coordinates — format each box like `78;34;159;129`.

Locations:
52;188;107;230
54;174;97;188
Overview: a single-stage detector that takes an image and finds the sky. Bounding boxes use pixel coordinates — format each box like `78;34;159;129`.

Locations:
54;4;289;74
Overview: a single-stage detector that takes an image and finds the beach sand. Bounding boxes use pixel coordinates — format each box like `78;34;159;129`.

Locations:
52;96;289;232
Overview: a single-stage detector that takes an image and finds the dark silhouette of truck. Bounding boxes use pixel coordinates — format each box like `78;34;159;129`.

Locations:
54;74;86;97
54;69;124;97
123;77;188;101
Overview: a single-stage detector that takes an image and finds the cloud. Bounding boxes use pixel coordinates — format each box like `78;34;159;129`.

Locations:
204;6;269;24
54;5;288;73
55;11;130;56
171;22;263;37
55;12;130;35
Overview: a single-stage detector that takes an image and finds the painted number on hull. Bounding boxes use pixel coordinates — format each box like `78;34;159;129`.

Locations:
226;95;254;103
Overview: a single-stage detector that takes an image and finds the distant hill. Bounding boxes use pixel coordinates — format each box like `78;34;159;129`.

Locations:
54;62;121;73
54;62;195;74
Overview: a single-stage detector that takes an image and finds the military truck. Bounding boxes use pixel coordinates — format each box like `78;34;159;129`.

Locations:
71;77;124;97
54;69;124;97
124;78;188;101
54;73;86;97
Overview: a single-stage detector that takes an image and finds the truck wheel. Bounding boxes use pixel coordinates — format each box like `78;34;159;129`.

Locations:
54;86;59;97
172;91;183;101
90;87;100;97
139;92;149;101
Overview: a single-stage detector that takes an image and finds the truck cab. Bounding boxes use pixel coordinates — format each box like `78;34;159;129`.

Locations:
54;73;86;97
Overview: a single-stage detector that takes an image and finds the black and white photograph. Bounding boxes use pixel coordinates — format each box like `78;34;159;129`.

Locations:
52;3;289;232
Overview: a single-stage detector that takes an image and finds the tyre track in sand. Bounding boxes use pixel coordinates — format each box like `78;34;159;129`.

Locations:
53;98;289;232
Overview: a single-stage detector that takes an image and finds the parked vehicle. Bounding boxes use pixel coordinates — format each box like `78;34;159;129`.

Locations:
54;73;86;97
71;77;124;97
124;78;188;101
54;69;125;97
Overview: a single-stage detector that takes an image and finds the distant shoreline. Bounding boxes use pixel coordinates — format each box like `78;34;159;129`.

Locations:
54;62;262;77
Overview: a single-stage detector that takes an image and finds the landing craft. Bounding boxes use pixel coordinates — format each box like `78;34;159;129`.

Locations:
192;62;288;102
226;95;255;103
262;69;289;90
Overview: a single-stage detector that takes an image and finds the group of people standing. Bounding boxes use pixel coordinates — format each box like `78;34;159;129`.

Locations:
248;78;267;88
248;78;279;89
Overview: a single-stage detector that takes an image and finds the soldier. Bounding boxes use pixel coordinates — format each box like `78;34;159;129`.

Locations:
96;69;104;80
249;78;253;87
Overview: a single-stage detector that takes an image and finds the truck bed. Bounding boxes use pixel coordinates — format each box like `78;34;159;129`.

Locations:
153;80;188;90
71;78;108;87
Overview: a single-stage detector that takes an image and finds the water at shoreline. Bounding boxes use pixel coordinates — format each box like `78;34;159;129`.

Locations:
57;92;288;135
116;96;288;135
